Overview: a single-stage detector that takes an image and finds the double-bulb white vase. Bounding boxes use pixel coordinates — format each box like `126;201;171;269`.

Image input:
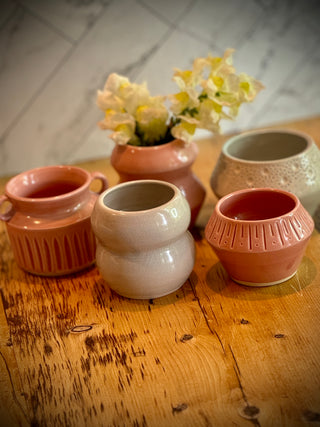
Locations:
91;180;195;299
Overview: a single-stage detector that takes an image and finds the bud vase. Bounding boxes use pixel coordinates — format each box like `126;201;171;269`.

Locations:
110;139;206;228
91;180;195;299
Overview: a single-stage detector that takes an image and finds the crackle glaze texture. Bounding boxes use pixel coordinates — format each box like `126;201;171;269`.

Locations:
0;165;108;275
91;180;195;299
205;188;314;286
210;129;320;216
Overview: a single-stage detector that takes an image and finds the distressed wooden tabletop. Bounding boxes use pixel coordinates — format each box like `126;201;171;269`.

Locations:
0;117;320;427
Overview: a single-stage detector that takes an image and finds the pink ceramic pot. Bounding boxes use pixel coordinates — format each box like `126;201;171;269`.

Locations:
0;165;108;276
110;139;206;228
205;188;314;286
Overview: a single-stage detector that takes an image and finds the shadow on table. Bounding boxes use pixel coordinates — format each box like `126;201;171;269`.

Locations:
205;256;317;301
314;203;320;232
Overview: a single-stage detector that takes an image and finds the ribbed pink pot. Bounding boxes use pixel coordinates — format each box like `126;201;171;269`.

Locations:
205;188;314;286
0;165;108;276
111;139;206;228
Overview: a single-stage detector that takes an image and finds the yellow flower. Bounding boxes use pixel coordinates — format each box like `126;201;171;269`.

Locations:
135;100;169;144
204;49;235;76
104;73;130;92
97;50;265;146
98;110;134;130
97;73;152;116
96;90;123;112
96;73;130;112
238;72;265;102
193;56;209;75
171;122;197;143
178;98;221;134
168;89;199;115
110;123;136;145
118;81;151;115
197;99;222;132
212;76;224;88
172;68;201;90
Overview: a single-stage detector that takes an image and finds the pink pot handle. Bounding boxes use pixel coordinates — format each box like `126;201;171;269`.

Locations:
90;172;108;194
0;195;15;222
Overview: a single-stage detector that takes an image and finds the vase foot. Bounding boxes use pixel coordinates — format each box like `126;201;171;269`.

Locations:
232;271;296;287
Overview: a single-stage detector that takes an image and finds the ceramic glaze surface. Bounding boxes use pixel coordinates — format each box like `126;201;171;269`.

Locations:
91;180;195;299
205;188;314;286
0;165;108;275
111;139;206;228
210;129;320;216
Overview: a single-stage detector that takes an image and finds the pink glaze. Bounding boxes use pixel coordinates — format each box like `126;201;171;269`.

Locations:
205;188;314;286
110;139;206;228
0;165;108;276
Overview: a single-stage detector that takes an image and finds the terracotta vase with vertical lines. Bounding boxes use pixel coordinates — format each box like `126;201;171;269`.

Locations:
0;165;108;276
205;188;314;286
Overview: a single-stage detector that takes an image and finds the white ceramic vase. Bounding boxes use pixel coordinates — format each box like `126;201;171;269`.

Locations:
91;180;195;299
210;129;320;216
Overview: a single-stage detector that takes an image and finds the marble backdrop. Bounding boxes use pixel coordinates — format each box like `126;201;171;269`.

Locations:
1;0;320;177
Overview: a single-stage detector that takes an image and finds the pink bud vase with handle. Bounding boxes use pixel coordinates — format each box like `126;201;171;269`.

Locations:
0;165;108;276
205;188;314;286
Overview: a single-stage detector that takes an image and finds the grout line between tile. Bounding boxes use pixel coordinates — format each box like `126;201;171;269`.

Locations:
0;3;19;32
16;2;80;44
246;33;320;128
137;0;196;28
0;1;112;146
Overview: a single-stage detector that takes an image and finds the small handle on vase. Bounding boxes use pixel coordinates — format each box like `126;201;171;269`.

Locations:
90;172;109;195
0;195;15;222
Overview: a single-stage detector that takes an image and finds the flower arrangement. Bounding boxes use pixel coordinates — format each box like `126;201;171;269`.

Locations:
97;49;264;146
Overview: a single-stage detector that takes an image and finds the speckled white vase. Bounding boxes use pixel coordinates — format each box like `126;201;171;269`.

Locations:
91;180;195;299
210;129;320;216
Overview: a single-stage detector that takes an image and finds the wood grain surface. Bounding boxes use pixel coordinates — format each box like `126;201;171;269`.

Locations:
0;116;319;427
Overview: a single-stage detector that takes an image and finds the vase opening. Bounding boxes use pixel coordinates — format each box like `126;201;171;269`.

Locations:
8;166;88;200
225;131;309;161
103;181;175;212
219;189;297;221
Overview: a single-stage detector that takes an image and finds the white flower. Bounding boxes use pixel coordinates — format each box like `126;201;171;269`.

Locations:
97;50;265;146
135;98;169;144
98;109;134;130
172;68;202;90
167;90;199;115
96;91;124;112
171;122;197;143
98;109;136;145
96;73;130;112
110;124;139;145
238;72;265;102
118;81;151;115
104;73;130;92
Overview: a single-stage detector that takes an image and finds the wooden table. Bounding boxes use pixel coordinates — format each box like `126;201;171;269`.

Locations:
1;117;320;427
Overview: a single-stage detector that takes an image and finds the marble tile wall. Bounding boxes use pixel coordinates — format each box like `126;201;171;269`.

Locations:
1;0;320;177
